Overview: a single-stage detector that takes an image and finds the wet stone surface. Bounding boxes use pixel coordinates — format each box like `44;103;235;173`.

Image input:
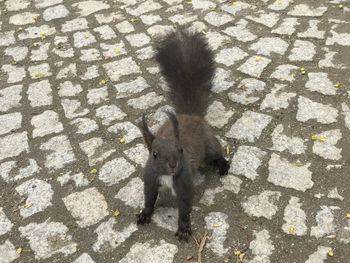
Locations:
0;0;349;262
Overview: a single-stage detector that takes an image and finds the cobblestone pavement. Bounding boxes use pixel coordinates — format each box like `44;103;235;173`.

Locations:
0;0;350;262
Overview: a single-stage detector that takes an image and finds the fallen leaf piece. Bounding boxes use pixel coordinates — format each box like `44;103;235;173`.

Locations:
346;213;350;219
119;136;125;144
16;248;22;254
234;249;241;256
89;168;97;174
318;135;326;143
338;4;343;9
334;82;342;88
226;145;230;156
41;32;47;41
288;226;296;235
212;223;221;228
294;160;304;167
112;210;120;217
115;48;121;55
239;253;245;261
328;248;334;257
99;79;108;85
327;234;336;239
255;56;261;62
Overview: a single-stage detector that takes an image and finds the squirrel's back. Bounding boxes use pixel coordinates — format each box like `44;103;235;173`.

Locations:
155;30;215;116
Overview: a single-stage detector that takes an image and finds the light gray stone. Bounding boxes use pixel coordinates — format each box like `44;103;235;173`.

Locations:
115;177;144;208
212;68;234;93
282;197;307;236
72;253;95;263
270;124;306;154
103;57;141;82
311;206;339;238
40;135;75;170
268;153;313;192
288;4;327;17
205;212;229;256
216;47;248;66
298;20;325;39
61;99;89;119
242;190;281;219
223;19;257;42
204;11;232;26
250;37;289;56
0;132;29;161
270;64;298;82
18;25;56;40
4;46;28;61
226;111;272;143
0;85;22;113
93;25;116;40
305;246;332;263
115;77;150;99
57;172;89;187
127;92;164;110
43;4;69;21
249;230;274;263
306;72;337;95
0;159;39;183
205;101;234;128
73;31;96;48
247;11;280;28
19;220;77;259
1;65;26;83
72;1;110;17
31;110;63;138
80;48;101;61
87;86;108;104
0;31;16;46
116;21;135;34
288;40;316;61
297;96;338;124
119;240;178;263
0;208;13;236
125;0;162;16
260;84;297;111
61;18;88;32
312;129;342;160
0;112;22;135
272;17;299;35
108;122;142;144
27;80;52;107
5;0;30;11
9;12;38;25
238;56;271;77
28;63;52;79
230;146;266;180
16;179;53;218
152;207;178;232
63;187;108;227
0;240;19;263
71;118;98;135
229;78;266;105
96;105;126;125
93;218;137;252
99;158;136;185
79;137;115;166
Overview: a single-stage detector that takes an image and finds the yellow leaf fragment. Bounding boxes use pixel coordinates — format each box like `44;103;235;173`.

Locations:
255;56;261;62
346;213;350;219
16;248;22;254
89;168;97;174
112;210;120;217
226;145;230;156
239;253;245;261
328;248;334;257
41;32;47;41
99;79;108;85
201;30;207;35
234;249;241;257
212;223;221;228
294;160;304;166
311;134;318;141
33;15;39;21
16;27;23;32
318;135;326;143
334;82;342;88
115;47;121;55
288;226;296;234
33;42;39;47
119;136;125;144
338;4;343;9
186;0;192;4
300;67;306;75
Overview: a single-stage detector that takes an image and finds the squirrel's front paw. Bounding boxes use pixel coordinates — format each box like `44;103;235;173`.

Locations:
175;223;192;242
216;157;230;176
137;211;151;225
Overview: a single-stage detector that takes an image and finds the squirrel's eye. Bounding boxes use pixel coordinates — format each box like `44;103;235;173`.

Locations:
153;151;158;158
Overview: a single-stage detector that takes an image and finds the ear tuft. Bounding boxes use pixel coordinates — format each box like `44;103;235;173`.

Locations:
165;111;179;139
138;114;155;151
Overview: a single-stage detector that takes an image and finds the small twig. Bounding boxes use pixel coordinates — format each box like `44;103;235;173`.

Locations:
192;235;200;247
197;232;208;263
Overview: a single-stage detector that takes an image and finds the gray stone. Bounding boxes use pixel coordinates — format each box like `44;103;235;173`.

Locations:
272;17;299;35
1;65;26;83
79;137;116;166
87;86;108;104
96;105;126;125
61;18;88;32
73;31;96;48
260;84;297;111
312;129;342;160
72;1;110;17
71;118;98;135
57;172;89;187
43;4;69;21
99;158;135;185
242;190;281;219
297;96;338;124
0;159;39;183
126;33;151;47
124;144;148;167
282;197;307;236
204;11;232;26
298;20;325;39
152;207;178;232
223;19;257;42
270;64;298;82
40;135;75;170
250;37;289;56
16;179;53;218
229;78;266;105
127;92;164;110
0;85;22;113
247;11;280;28
115;177;144;208
115;77;149;99
0;112;22;135
63;187;108;227
306;72;337;95
19;220;77;259
288;40;316;61
268;153;313;192
311;206;339;238
0;240;19;263
205;101;234;128
72;254;95;263
230;146;266;180
31;110;63;138
28;63;52;79
0;208;13;236
238;56;271;77
61;99;89;119
270;124;306;154
27;80;52;107
108;122;142;144
103;57;141;81
215;47;248;66
18;25;56;40
93;218;137;252
205;212;229;256
226;111;272;143
288;4;327;17
249;230;275;263
9;12;38;25
305;246;332;263
119;240;178;263
0;132;29;161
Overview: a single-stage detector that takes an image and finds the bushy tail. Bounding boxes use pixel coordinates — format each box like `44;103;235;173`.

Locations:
155;30;215;116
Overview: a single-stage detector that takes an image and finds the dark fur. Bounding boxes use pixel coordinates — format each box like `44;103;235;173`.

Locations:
137;30;230;241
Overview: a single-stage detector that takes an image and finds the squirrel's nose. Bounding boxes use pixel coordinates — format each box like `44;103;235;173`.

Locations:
168;158;177;169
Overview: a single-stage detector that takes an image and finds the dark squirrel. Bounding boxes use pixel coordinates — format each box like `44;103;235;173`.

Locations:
137;30;230;241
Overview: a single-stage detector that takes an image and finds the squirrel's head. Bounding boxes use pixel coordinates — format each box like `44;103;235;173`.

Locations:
139;112;184;176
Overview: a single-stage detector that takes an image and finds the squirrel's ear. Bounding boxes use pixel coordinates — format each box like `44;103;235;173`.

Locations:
139;115;154;151
165;111;179;139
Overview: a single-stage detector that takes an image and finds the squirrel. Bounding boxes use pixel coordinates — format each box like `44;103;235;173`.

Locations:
137;29;230;241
